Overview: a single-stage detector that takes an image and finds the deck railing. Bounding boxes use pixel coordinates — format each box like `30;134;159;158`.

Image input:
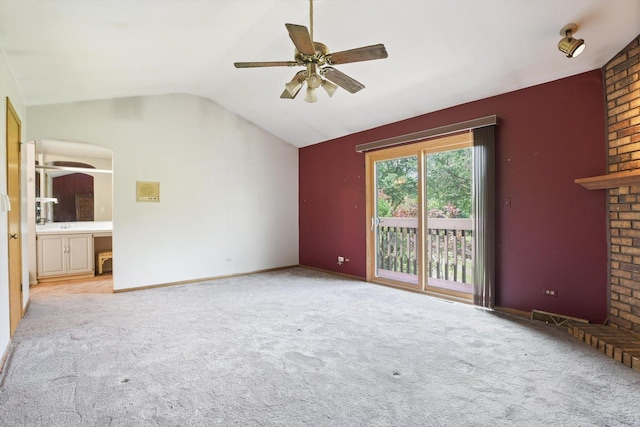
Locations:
376;217;474;287
377;217;419;275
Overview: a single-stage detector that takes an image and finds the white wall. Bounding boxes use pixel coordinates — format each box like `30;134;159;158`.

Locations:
27;94;299;291
0;47;27;361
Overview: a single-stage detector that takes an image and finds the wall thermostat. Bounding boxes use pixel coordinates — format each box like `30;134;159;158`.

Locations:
136;181;160;202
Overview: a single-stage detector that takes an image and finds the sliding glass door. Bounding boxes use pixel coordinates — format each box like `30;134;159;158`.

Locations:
366;132;477;300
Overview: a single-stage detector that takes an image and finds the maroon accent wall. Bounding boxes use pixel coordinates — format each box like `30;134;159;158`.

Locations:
52;173;94;222
299;70;608;322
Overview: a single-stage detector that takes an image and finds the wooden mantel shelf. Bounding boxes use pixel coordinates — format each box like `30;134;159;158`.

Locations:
575;170;640;190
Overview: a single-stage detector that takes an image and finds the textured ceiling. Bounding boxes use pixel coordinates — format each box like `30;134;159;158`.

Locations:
1;0;639;148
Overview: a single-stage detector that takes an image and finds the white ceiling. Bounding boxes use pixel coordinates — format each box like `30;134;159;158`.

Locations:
1;0;639;148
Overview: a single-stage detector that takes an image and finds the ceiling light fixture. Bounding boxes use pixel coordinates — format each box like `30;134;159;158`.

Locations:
284;71;306;97
321;79;338;97
558;23;585;58
304;64;323;103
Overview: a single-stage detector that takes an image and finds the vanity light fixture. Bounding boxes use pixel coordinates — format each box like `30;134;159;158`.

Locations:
558;23;585;58
35;197;58;204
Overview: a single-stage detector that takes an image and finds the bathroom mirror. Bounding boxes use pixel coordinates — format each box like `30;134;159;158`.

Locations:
35;140;113;223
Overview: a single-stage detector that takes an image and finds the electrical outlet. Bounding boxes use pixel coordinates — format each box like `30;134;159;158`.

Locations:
337;256;344;265
544;289;558;297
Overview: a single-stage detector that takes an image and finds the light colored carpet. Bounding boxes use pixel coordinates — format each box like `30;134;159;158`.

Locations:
1;267;639;426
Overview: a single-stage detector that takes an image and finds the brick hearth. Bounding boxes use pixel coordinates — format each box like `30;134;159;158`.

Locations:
568;323;640;372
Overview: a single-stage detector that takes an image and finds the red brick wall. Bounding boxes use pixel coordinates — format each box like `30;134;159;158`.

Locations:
606;35;640;332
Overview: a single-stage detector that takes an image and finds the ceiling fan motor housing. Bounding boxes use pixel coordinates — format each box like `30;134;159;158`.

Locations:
295;41;329;65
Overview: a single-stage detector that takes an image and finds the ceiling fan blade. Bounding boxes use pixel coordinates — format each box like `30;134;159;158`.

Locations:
285;23;316;56
280;87;301;99
327;44;388;65
234;61;299;68
322;67;365;94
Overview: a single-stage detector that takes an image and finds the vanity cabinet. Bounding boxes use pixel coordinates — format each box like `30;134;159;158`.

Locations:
37;233;94;280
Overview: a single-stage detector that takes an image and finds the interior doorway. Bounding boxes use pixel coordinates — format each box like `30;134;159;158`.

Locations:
29;140;114;290
366;131;476;301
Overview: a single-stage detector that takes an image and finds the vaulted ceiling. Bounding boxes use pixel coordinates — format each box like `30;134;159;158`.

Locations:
1;0;638;148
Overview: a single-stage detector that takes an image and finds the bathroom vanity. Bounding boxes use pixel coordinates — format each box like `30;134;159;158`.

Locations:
36;221;112;282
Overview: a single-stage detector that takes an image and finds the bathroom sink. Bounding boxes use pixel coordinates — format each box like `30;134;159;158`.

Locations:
36;221;113;234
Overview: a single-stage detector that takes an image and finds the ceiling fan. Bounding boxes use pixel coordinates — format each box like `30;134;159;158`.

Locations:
234;0;388;103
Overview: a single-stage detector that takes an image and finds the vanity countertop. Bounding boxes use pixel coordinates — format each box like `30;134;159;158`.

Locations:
36;221;113;236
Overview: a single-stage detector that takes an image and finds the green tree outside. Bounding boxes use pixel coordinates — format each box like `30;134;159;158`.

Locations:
376;148;472;218
376;156;418;217
426;148;473;218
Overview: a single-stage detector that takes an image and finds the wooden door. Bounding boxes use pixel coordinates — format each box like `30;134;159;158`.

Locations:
6;97;22;337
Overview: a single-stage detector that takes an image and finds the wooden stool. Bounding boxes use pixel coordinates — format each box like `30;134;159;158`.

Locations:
97;250;113;275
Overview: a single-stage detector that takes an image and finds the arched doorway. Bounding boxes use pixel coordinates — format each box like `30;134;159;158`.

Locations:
29;139;114;288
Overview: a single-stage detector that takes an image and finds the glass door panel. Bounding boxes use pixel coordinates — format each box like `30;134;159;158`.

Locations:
366;131;477;301
425;147;474;295
374;156;419;286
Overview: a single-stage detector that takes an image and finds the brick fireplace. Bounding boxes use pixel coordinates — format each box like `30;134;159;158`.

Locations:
605;35;640;333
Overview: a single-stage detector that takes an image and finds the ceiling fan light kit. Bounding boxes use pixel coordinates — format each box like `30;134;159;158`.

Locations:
305;86;318;103
234;0;388;103
284;71;306;97
321;79;338;97
558;23;585;58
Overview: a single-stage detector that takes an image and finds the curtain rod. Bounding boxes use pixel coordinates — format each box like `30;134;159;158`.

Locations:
355;115;497;153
